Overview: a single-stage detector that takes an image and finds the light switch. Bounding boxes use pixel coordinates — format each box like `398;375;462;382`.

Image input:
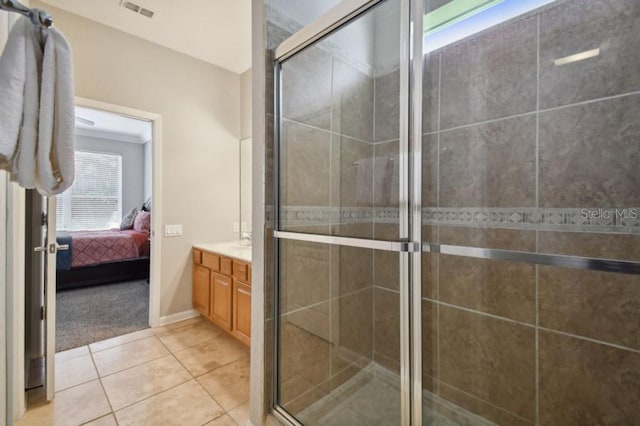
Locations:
233;222;240;232
164;224;183;237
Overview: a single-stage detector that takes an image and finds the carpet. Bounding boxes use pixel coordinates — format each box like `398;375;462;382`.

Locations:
56;280;149;352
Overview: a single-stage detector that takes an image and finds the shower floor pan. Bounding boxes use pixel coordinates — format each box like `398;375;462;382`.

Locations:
297;363;496;425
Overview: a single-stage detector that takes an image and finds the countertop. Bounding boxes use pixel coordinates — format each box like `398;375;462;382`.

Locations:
193;241;252;263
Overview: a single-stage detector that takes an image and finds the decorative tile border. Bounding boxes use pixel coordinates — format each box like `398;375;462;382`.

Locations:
280;206;375;226
276;206;640;234
423;207;640;233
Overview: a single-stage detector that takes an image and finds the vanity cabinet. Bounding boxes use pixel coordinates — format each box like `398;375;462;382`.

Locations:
192;247;251;346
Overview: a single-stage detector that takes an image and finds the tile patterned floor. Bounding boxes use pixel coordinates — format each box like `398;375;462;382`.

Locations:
17;317;251;426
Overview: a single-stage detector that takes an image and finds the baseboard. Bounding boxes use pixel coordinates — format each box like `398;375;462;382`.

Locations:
156;309;200;327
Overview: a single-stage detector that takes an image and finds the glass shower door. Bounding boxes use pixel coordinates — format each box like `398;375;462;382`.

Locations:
420;0;640;424
273;0;413;424
273;0;640;424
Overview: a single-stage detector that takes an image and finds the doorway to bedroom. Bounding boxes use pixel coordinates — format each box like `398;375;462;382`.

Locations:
54;105;154;352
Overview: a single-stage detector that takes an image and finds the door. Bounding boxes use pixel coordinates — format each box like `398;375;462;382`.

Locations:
272;0;640;425
210;272;232;329
193;265;211;316
43;197;61;400
29;195;64;401
25;190;45;392
418;1;640;425
273;0;410;424
232;280;251;345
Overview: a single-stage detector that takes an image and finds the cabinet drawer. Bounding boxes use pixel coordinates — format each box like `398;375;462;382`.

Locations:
232;260;250;283
220;257;233;275
202;252;220;271
192;249;202;265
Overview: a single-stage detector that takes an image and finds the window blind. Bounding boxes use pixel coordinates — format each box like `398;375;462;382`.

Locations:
56;151;123;231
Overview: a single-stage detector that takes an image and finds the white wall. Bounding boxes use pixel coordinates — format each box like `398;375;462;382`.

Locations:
32;2;242;316
240;138;252;232
75;135;145;215
240;69;252;232
241;69;252;140
143;141;152;202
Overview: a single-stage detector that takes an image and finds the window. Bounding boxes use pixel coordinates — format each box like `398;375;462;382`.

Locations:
56;151;123;231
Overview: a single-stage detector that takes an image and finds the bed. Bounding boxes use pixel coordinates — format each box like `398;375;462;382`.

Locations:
56;229;150;291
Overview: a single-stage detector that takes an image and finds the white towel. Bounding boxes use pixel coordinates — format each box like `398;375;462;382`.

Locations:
36;26;75;196
373;156;391;206
0;18;30;170
355;157;374;205
11;23;44;188
388;156;399;206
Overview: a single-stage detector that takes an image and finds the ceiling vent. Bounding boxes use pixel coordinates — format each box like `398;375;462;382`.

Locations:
139;8;154;18
122;1;140;13
120;1;155;19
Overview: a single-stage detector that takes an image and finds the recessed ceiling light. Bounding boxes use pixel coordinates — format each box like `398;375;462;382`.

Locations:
554;48;600;66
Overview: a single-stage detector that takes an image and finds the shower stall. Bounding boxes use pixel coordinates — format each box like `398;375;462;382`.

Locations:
261;0;640;424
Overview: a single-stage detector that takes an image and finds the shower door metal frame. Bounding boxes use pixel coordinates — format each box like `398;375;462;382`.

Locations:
271;0;423;424
271;1;640;424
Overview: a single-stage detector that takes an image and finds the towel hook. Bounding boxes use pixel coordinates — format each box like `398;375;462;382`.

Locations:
0;0;53;27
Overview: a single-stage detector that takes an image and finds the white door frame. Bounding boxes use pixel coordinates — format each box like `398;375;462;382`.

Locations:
2;10;26;425
1;10;9;425
0;33;164;426
5;181;26;424
74;97;163;326
3;98;163;424
1;177;7;426
0;177;6;426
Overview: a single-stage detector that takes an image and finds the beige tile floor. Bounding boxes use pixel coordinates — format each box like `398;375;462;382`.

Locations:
17;317;251;426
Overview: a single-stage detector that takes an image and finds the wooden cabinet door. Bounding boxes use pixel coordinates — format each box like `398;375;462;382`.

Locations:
192;265;210;316
232;280;251;346
210;272;232;330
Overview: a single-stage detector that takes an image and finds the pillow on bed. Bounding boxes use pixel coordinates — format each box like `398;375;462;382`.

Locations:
142;197;152;212
133;211;151;234
120;208;138;230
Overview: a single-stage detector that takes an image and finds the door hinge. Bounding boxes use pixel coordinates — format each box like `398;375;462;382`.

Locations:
41;212;47;226
40;306;45;320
